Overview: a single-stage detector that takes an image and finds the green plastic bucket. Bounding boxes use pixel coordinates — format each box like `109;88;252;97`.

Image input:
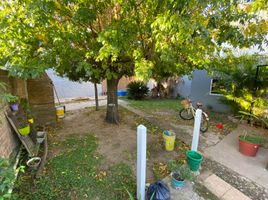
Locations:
186;150;203;171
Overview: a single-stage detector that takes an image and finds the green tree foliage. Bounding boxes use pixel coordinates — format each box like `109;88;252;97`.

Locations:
213;55;268;119
0;0;267;123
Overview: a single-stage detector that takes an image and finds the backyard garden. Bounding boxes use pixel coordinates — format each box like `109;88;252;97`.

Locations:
8;95;268;200
1;0;268;200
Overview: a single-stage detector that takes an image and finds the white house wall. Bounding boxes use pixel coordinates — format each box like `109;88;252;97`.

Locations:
46;69;102;100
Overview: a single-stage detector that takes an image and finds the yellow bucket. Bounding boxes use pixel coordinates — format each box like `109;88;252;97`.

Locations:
56;106;65;119
165;132;176;151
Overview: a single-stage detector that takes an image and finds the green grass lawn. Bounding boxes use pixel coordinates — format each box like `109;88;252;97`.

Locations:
121;97;182;111
13;135;135;200
122;97;237;134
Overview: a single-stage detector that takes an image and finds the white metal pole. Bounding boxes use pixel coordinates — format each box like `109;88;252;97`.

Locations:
191;109;202;151
137;125;147;200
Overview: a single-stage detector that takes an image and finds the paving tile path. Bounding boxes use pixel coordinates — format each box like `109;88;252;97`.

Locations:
202;174;251;200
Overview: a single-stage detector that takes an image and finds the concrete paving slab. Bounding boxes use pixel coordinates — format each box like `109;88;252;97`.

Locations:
221;187;251;200
204;124;268;189
201;174;252;200
203;174;232;198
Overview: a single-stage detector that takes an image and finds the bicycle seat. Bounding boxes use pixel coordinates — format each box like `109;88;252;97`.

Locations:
196;102;203;108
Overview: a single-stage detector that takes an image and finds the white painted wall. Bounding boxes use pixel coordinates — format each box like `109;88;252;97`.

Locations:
46;69;102;99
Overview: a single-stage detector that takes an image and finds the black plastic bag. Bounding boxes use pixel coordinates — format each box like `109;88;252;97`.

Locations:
147;181;170;200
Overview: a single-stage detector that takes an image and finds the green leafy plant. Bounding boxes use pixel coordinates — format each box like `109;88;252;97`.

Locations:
17;117;29;129
168;160;194;181
0;158;15;200
19;98;34;119
239;132;263;145
214;56;268;123
0;158;25;200
18;122;29;129
238;110;268;128
2;94;19;104
127;81;149;100
20;98;30;112
0;83;19;105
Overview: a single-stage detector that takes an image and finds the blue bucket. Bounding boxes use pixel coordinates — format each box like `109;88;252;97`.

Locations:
171;172;185;189
117;90;127;96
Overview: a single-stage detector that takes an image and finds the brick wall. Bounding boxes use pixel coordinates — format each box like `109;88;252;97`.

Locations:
0;70;20;158
0;105;18;158
27;73;56;126
101;76;136;94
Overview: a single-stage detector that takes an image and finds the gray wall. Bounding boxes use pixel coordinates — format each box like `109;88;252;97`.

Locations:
46;69;102;99
176;70;230;113
175;75;191;98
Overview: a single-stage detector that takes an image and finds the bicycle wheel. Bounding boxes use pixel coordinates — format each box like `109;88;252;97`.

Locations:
179;108;194;120
200;113;209;133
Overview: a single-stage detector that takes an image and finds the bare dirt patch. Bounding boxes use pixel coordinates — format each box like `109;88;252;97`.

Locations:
49;106;182;182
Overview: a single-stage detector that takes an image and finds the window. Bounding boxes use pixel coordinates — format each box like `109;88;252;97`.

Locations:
210;78;226;96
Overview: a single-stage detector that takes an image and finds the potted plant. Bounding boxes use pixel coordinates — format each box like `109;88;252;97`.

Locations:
20;98;34;123
18;120;30;136
27;112;34;124
239;132;263;157
168;160;194;189
2;94;20;111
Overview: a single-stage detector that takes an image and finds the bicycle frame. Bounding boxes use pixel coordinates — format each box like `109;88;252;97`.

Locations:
187;101;209;121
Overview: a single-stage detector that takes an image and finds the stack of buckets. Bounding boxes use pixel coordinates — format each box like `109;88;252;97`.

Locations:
163;130;176;151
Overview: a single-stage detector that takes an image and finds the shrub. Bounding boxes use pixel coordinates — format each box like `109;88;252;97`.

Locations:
127;81;149;100
214;56;268;125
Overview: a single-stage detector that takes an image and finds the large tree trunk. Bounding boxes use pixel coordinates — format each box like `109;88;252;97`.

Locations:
106;78;119;124
94;82;99;111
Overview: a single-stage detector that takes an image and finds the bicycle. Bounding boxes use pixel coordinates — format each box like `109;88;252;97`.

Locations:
179;99;209;132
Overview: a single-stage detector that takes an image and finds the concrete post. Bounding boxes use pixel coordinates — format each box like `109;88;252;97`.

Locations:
137;125;147;200
191;109;202;151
